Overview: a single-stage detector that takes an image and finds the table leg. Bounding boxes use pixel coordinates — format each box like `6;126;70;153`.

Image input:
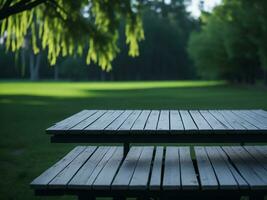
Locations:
123;142;130;158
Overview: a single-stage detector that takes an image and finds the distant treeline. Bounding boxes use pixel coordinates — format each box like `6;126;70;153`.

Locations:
188;0;267;84
1;0;267;84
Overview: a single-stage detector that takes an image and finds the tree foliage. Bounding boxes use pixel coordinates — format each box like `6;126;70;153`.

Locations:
0;0;144;70
188;0;267;83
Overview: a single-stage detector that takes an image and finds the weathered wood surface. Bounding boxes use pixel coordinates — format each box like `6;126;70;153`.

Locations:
31;145;267;192
47;109;267;133
47;110;267;143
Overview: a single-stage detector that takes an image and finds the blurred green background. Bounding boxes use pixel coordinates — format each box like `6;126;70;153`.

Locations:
1;0;267;200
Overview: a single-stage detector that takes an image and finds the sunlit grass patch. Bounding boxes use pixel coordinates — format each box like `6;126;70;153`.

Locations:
0;80;225;98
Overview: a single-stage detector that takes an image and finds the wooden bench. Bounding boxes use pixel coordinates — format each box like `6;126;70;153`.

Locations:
31;145;267;200
46;110;267;156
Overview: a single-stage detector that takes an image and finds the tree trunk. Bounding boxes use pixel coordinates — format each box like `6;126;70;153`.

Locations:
54;65;59;80
29;52;41;81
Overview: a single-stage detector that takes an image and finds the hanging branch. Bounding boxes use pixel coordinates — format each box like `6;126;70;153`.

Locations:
0;0;49;20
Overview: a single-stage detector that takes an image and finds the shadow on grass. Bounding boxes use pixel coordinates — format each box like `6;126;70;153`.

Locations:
0;83;267;200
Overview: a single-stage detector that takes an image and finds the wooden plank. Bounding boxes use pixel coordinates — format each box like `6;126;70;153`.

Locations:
232;110;267;130
149;146;164;190
205;147;238;189
189;110;212;130
54;110;88;126
170;110;184;131
194;146;218;190
68;147;110;188
86;110;123;130
208;110;234;129
200;110;226;130
254;146;267;159
49;146;97;188
229;110;258;130
220;110;257;130
156;110;170;131
222;146;267;189
71;110;106;130
162;147;180;190
179;110;197;130
144;110;160;131
30;146;87;188
218;110;246;130
47;110;97;131
131;110;151;130
130;146;154;189
242;110;267;129
119;110;142;130
93;147;124;189
112;147;143;189
85;147;118;187
251;109;267;118
231;146;267;184
244;146;267;170
215;147;249;189
105;110;133;131
179;147;198;190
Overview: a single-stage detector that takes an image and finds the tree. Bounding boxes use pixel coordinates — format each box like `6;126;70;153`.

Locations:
187;0;267;83
0;0;144;70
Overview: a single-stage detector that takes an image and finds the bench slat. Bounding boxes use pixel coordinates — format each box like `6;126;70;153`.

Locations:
130;146;154;189
131;110;151;130
68;147;110;188
189;110;212;130
208;110;234;129
195;146;218;190
105;110;133;131
71;110;106;130
180;110;197;130
230;111;259;130
149;146;164;190
86;111;123;130
200;110;226;130
119;110;142;130
47;110;97;131
93;147;124;189
205;147;238;189
144;110;160;131
241;110;267;129
179;147;198;190
163;147;180;190
112;147;143;189
231;147;267;184
170;110;184;130
244;146;267;170
222;146;267;189
254;146;267;158
218;110;246;130
30;146;88;188
157;110;170;131
251;109;267;118
215;147;249;189
49;146;97;188
85;147;118;187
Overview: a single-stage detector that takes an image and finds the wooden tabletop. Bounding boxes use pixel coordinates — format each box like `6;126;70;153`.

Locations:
31;145;267;196
47;109;267;143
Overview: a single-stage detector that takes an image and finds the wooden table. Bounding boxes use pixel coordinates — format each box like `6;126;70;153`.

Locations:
47;109;267;155
31;145;267;200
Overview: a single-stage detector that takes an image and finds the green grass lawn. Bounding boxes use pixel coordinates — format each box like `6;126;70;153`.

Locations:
0;80;267;200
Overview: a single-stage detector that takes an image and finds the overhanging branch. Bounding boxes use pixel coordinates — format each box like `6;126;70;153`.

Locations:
0;0;49;20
